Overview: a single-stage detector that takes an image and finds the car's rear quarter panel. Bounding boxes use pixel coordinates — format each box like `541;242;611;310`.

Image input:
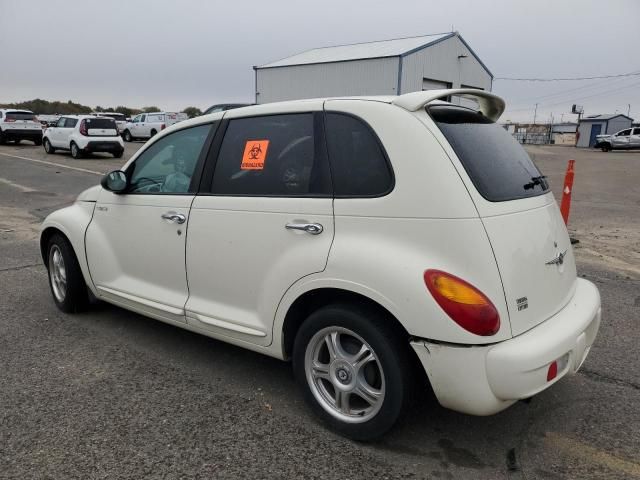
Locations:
316;100;510;344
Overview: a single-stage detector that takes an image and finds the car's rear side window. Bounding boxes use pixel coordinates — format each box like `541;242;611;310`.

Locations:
429;105;549;202
65;118;78;128
211;113;331;196
324;113;393;197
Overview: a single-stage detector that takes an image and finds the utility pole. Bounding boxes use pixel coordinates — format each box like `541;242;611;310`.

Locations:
628;104;631;117
533;103;538;125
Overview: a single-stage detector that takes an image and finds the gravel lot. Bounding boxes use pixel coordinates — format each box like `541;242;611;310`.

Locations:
0;141;638;479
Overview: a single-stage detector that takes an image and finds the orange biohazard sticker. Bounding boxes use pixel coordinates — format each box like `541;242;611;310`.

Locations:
241;140;269;170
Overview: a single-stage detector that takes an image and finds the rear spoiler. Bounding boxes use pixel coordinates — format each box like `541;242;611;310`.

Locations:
392;89;506;122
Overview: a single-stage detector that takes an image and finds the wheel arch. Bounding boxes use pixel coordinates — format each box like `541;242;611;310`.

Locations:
280;287;411;360
40;226;64;263
40;203;98;295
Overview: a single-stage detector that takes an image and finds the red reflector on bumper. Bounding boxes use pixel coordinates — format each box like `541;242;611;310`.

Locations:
547;361;558;381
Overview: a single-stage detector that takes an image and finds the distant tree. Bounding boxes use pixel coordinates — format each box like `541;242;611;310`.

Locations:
0;98;91;114
114;106;142;117
142;106;161;113
183;106;202;118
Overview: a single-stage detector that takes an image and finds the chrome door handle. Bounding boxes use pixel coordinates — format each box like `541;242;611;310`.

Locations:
285;222;323;235
161;212;186;224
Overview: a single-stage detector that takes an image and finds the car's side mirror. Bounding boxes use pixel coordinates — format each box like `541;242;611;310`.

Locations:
101;170;128;193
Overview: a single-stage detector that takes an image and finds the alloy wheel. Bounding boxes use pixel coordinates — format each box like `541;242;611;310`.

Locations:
48;245;67;302
304;326;385;423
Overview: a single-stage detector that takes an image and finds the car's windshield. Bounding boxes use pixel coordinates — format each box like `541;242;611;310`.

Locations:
6;112;36;121
102;113;125;121
429;105;549;202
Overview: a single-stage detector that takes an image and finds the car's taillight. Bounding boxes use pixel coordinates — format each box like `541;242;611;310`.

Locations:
424;269;500;336
161;123;166;130
6;118;15;123
79;120;88;136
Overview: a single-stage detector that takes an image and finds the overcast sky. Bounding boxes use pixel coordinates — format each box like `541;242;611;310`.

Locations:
1;0;638;122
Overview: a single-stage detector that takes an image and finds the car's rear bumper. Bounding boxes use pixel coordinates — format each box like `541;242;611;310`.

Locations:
2;129;42;140
82;140;124;153
410;278;601;415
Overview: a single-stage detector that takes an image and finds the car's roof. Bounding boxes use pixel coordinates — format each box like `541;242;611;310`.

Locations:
1;109;35;113
170;89;506;132
58;114;115;119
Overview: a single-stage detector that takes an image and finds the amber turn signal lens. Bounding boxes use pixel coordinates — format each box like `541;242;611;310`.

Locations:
424;269;500;336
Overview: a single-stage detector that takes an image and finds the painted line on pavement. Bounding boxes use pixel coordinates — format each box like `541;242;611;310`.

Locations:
545;431;640;477
0;152;103;175
0;177;37;192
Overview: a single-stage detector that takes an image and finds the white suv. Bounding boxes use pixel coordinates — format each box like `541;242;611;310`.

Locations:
43;115;124;159
122;112;188;142
40;90;601;440
0;109;43;145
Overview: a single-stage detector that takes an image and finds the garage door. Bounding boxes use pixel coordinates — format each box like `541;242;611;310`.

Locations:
454;85;484;110
422;78;451;91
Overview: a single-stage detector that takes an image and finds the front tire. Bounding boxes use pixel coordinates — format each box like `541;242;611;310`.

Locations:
601;143;612;152
46;233;89;313
113;149;124;158
43;138;56;154
123;130;132;142
34;138;42;146
293;303;412;441
70;142;82;159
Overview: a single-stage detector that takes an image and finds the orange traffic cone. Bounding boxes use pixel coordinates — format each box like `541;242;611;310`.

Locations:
560;160;575;225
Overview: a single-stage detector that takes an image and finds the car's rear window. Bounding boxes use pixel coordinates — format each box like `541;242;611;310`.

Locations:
103;114;125;121
6;112;36;121
86;118;117;129
429;105;549;202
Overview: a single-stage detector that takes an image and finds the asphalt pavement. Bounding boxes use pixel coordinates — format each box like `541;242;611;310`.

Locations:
0;142;639;479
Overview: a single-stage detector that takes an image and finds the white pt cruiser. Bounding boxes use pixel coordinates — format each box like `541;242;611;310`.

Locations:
41;89;601;440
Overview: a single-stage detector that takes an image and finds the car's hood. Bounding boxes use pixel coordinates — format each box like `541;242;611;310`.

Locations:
77;185;101;202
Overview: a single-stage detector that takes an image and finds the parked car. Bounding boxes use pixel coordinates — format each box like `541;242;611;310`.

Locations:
40;89;601;440
0;109;43;145
121;112;188;142
595;127;640;151
42;115;124;159
202;103;252;115
91;112;127;134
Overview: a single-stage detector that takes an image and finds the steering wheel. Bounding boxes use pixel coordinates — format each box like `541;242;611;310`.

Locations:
131;177;163;193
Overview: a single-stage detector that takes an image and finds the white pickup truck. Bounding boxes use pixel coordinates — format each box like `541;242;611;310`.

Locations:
595;127;640;151
121;112;188;142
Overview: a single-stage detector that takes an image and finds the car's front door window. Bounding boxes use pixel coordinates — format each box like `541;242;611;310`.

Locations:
128;124;213;194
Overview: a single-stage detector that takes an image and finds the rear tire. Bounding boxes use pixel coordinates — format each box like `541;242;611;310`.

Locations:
46;233;89;313
292;303;412;441
0;130;5;145
34;138;42;146
70;142;82;159
123;130;132;142
113;149;124;158
43;138;56;154
150;129;157;138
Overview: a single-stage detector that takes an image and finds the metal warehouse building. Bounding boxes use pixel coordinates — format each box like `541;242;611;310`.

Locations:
254;32;492;104
576;114;633;148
